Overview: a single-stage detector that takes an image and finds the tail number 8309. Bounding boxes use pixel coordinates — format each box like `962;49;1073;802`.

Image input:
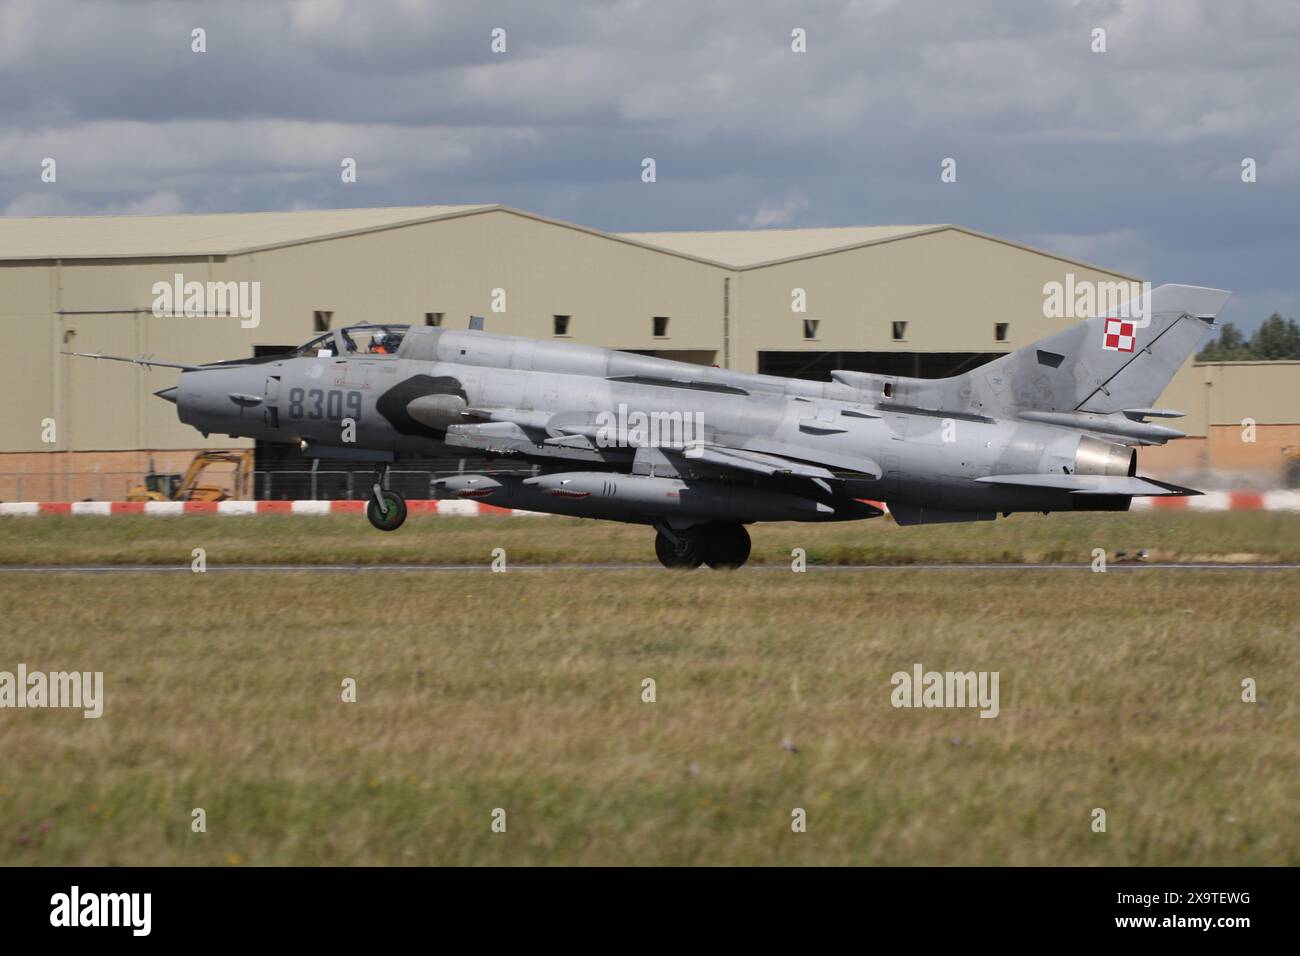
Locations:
286;387;362;423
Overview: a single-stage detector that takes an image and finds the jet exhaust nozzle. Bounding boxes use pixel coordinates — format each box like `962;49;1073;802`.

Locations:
1073;435;1135;477
154;387;179;405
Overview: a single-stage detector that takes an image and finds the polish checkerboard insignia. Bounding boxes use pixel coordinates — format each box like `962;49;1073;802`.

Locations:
1102;317;1136;352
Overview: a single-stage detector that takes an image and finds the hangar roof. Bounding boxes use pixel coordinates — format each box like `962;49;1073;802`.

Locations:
0;204;493;260
618;225;944;267
0;204;1135;279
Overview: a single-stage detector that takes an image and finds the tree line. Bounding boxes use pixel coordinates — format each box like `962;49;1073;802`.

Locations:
1196;313;1300;361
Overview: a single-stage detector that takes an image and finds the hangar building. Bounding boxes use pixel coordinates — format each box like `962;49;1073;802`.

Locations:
0;204;1295;500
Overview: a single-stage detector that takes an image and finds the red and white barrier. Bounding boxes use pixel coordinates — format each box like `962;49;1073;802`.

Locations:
0;500;547;517
1130;490;1300;512
1;492;1297;517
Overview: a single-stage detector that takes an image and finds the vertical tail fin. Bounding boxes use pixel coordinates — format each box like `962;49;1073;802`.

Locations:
967;284;1230;415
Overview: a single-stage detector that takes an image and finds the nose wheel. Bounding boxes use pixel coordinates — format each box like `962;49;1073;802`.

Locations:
366;472;407;532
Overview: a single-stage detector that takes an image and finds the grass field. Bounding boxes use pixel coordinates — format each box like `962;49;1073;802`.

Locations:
0;514;1296;865
2;510;1299;566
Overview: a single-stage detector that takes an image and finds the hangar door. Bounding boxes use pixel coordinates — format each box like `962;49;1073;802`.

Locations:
757;351;1007;382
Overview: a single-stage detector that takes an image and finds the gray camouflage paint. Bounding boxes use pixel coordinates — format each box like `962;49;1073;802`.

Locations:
160;284;1229;527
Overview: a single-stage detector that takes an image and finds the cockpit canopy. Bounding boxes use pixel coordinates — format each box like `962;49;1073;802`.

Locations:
289;324;410;358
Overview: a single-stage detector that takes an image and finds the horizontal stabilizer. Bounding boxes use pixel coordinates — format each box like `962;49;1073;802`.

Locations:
975;474;1200;496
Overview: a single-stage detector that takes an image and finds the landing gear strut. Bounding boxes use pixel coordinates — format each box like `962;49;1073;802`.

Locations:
366;466;407;532
654;525;708;569
653;522;751;570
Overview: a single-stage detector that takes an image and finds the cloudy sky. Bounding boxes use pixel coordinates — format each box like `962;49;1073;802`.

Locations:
1;0;1296;331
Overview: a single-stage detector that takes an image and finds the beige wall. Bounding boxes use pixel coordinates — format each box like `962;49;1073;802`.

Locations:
0;256;258;456
1200;362;1300;426
732;228;1139;369
0;262;58;454
1140;361;1300;483
1158;361;1300;437
1140;424;1300;483
241;209;726;352
2;210;729;454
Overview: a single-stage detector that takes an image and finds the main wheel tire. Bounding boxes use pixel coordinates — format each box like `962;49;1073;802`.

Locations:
366;490;407;531
654;528;706;569
704;523;752;569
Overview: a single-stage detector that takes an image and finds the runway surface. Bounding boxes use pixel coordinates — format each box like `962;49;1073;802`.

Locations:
4;562;1299;574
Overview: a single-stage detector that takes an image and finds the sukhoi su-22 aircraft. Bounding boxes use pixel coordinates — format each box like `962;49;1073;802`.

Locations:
73;283;1229;569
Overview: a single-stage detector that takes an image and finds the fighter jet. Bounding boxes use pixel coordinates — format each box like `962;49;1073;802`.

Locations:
72;283;1229;569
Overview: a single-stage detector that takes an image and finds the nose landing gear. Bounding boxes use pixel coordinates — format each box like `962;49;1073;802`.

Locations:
366;466;407;531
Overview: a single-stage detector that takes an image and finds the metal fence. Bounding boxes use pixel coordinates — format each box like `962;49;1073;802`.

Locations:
0;463;540;503
1;471;145;503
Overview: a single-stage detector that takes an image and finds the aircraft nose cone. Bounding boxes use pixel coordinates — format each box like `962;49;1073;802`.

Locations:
154;386;179;405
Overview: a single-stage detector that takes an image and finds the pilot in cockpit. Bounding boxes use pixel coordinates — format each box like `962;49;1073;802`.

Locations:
369;332;403;355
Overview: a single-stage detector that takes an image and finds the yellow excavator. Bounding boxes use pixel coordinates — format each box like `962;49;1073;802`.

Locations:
127;450;254;502
1285;445;1300;489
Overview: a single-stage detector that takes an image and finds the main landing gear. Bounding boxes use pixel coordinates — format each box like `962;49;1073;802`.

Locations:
653;522;752;570
366;466;407;532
